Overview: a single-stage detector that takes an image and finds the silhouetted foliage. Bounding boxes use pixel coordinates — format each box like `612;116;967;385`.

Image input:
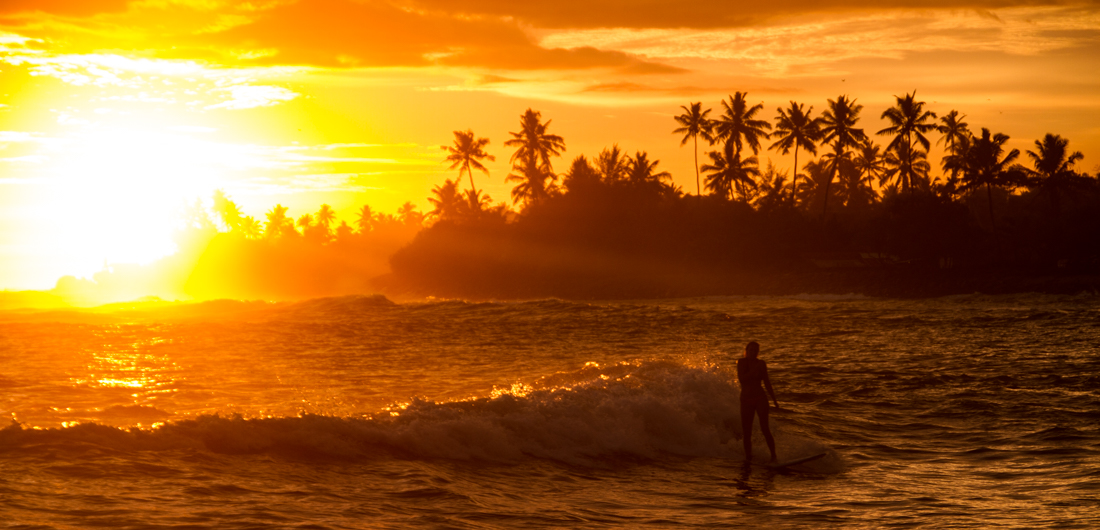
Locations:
171;97;1100;301
385;99;1098;299
673;102;714;196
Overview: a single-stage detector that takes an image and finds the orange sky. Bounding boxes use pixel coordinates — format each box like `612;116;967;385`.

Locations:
1;0;1098;290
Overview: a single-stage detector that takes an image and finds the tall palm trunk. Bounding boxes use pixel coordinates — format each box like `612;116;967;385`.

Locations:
790;147;799;206
986;182;996;228
466;165;476;191
694;135;700;196
906;130;913;194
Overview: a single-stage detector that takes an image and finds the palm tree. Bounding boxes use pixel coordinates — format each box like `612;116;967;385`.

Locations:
882;142;931;193
212;189;243;232
461;189;494;219
562;155;600;195
595;144;630;183
442;130;495;191
937;110;969;158
878;92;937;194
240;216;262;239
853;140;887;187
504;109;565;207
428;179;464;222
355;204;374;233
836;163;876;210
752;161;791;211
264;205;294;239
316;204;336;230
396;202;423;227
712;92;772;158
818;146;852;216
769;101;822;206
952;128;1023;227
1023;133;1091;217
672;102;713;195
819;95;867;216
506;156;557;205
937;110;970;195
796;159;841;212
702;148;760;201
626;151;672;188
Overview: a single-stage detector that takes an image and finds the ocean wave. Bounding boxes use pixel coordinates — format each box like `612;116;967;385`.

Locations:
0;362;840;470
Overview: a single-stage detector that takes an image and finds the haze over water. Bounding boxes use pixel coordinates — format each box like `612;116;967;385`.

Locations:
2;293;1097;528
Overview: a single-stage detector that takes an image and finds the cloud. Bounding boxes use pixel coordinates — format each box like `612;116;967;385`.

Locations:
0;0;683;73
206;85;300;110
407;0;1100;29
0;0;131;16
541;7;1100;75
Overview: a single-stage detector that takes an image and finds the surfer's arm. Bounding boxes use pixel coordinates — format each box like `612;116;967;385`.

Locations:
762;361;779;408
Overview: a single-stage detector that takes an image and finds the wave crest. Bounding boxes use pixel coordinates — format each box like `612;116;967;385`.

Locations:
0;362;838;469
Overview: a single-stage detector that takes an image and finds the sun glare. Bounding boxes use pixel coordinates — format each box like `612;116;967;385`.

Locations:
28;124;230;280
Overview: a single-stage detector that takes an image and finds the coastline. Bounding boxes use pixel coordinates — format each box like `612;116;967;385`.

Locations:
372;267;1100;302
3;268;1097;312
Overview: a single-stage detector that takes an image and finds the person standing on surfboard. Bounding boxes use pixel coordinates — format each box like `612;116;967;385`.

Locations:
738;341;779;463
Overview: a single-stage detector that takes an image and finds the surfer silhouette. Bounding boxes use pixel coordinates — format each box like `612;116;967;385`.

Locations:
737;341;778;463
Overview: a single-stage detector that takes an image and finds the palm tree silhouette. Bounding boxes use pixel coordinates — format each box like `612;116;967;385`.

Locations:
769;101;822;206
853;140;886;189
355;204;375;233
627;151;672;188
951;128;1022;227
562;155;600;195
878;92;937;194
937;110;969;157
240;216;262;239
819;95;867;216
442;130;496;191
752;162;790;211
836;153;876;209
702;147;760;201
1024;133;1090;217
461;189;494;219
316;204;336;229
712;92;772;159
595;144;631;183
212;189;243;232
264;204;294;239
397;202;423;227
428;179;464;222
882;142;931;193
937;110;970;194
506;157;558;205
504;109;565;206
672;102;713;196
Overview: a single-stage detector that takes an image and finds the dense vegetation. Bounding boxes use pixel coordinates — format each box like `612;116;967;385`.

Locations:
189;92;1100;299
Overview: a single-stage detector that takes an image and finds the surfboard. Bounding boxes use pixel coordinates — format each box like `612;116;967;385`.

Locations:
764;452;827;470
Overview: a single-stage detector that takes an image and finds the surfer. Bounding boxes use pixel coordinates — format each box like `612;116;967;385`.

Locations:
738;341;778;463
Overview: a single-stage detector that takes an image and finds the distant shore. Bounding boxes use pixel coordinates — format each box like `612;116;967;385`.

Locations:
374;267;1100;302
3;268;1097;311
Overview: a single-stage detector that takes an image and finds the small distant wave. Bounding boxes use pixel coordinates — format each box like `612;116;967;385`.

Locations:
0;362;840;471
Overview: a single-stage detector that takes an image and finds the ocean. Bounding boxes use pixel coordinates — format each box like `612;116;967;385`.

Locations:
1;293;1097;528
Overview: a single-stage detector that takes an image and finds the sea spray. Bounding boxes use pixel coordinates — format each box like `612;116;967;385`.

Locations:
0;361;838;468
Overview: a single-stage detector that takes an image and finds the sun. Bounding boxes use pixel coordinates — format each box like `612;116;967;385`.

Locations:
24;121;233;283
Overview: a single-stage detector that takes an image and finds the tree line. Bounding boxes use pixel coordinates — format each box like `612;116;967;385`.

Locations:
180;91;1098;299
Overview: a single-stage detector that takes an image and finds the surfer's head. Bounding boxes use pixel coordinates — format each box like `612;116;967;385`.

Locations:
745;341;760;359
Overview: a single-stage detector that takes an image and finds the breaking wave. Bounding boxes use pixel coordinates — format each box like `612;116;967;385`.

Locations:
0;361;840;471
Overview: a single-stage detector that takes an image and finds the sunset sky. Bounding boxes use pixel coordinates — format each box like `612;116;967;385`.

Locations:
1;0;1098;290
